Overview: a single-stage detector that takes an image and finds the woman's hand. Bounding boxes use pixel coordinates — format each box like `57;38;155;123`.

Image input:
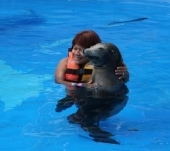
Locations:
115;63;129;82
82;82;98;89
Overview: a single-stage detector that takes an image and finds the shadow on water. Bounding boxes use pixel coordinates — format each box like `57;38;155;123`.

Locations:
0;9;45;31
56;84;129;145
108;17;148;25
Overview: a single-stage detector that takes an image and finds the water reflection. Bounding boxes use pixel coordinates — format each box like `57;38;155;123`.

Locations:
56;84;129;144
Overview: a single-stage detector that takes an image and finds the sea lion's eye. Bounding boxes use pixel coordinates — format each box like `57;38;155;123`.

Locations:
111;49;116;53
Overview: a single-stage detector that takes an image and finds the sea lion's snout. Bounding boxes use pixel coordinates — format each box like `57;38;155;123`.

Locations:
84;47;104;67
83;43;122;68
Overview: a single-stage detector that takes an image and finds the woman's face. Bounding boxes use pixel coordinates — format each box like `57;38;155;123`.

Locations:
72;44;89;64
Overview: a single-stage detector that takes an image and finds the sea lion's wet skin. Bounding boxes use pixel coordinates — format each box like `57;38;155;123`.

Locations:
83;43;125;98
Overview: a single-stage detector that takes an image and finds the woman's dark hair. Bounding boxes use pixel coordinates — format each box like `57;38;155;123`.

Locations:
71;30;101;49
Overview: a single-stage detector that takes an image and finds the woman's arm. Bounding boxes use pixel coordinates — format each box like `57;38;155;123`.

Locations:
115;63;130;83
55;58;72;85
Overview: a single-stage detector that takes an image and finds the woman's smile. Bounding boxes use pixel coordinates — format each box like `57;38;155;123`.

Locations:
74;55;88;64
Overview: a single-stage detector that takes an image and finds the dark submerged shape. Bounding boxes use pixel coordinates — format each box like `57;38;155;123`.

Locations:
108;17;148;25
0;10;45;31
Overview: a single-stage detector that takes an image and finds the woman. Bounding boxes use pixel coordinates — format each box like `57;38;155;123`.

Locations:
55;30;129;112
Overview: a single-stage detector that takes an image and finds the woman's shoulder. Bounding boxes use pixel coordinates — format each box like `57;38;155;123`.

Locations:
56;57;68;71
57;57;68;68
60;57;68;63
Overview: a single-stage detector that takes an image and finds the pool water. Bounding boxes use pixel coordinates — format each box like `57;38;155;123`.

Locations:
0;0;170;150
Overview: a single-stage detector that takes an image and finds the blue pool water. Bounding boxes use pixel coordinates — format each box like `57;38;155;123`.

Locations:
0;0;170;150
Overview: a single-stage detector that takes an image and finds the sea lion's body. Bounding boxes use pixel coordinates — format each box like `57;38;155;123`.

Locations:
67;43;129;144
83;43;124;98
71;43;129;123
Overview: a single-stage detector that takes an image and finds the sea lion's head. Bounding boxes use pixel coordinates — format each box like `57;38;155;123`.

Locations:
84;43;123;68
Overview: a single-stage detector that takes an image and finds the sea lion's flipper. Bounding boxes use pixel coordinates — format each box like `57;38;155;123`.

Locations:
89;131;113;138
93;137;120;144
67;110;85;124
55;96;74;112
67;113;82;124
81;124;119;144
83;125;113;137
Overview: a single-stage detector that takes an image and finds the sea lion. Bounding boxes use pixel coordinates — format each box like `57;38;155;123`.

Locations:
67;43;129;144
83;42;125;98
74;42;129;120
